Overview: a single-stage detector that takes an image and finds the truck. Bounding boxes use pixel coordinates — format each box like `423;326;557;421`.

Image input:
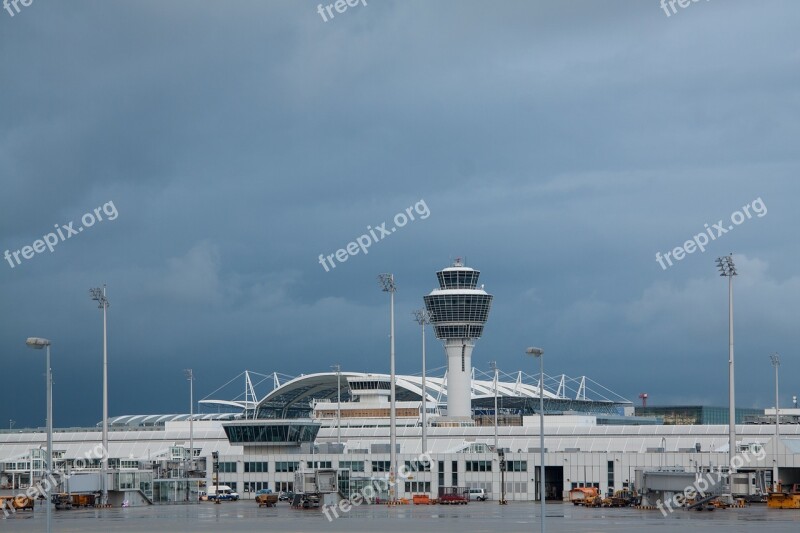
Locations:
438;487;469;505
569;487;600;506
767;483;800;509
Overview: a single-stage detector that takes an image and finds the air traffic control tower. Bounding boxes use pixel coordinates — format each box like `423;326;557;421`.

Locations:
423;259;493;420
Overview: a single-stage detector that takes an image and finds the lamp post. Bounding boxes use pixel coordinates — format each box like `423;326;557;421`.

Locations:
212;451;220;505
185;369;194;473
490;360;505;504
331;364;342;446
378;273;397;502
412;309;430;454
90;285;110;506
26;337;52;533
715;255;737;474
770;353;780;489
526;346;545;533
489;361;499;452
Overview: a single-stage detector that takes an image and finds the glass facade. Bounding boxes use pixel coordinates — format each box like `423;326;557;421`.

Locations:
152;479;199;504
339;460;365;472
436;269;480;290
349;380;390;391
223;423;320;444
633;406;763;425
424;294;492;324
113;471;154;501
431;324;485;338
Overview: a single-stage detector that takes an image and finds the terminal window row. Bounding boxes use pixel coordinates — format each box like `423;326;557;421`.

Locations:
465;460;492;472
404;481;431;493
506;460;527;472
244;461;269;473
215;459;522;475
218;462;237;473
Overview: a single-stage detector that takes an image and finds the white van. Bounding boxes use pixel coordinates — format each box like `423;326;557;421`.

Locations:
207;485;240;501
467;488;487;501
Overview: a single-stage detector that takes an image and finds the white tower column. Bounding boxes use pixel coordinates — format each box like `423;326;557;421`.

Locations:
444;339;474;417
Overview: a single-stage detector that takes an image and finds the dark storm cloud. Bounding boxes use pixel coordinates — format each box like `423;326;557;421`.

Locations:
1;0;799;427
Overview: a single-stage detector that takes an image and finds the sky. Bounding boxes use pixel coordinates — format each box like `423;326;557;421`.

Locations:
1;0;799;428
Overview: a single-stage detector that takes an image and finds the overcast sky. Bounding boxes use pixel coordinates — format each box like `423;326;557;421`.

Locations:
2;0;799;428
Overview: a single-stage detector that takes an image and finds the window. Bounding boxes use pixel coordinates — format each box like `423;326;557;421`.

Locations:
244;461;269;473
404;481;431;493
507;461;527;472
504;481;527;494
306;461;332;469
451;461;458;486
275;461;299;473
244;481;269;492
607;461;615;491
218;462;237;473
339;461;365;472
275;481;294;492
372;461;391;473
404;460;431;472
118;473;136;490
465;461;492;472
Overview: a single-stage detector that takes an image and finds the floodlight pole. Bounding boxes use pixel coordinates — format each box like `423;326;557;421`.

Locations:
412;309;431;454
26;337;52;533
332;364;342;445
379;274;397;501
716;255;737;475
185;369;194;474
490;361;498;452
90;285;109;507
526;347;545;533
770;353;780;489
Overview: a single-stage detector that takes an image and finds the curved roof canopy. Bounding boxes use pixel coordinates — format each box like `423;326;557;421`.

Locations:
255;370;631;414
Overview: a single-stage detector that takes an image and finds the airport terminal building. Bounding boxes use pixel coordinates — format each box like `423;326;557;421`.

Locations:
2;262;799;503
